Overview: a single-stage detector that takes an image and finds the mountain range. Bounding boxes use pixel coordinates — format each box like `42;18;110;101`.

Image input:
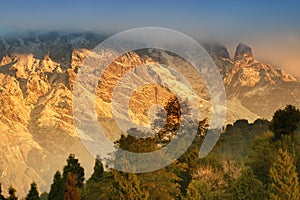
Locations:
0;32;299;196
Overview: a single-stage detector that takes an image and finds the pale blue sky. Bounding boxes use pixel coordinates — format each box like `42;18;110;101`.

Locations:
1;0;300;76
0;1;299;37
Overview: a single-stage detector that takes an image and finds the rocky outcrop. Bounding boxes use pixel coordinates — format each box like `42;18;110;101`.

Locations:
202;43;234;84
228;44;296;87
224;44;300;119
234;43;253;60
0;50;94;196
203;43;231;60
0;73;45;195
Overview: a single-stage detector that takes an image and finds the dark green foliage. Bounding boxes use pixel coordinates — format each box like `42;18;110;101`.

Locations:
63;154;85;188
7;186;17;200
107;134;150;200
269;148;300;200
171;161;191;196
112;131;159;173
111;170;149;200
82;172;114;200
40;192;48;200
48;154;84;199
177;120;217;195
247;131;278;184
45;105;300;199
215;119;270;161
113;128;183;199
270;105;300;170
139;163;183;199
293;126;300;180
178;119;270;195
184;179;212;200
116;133;157;153
48;171;64;200
89;156;104;183
271;104;300;140
25;182;40;200
228;167;268;200
82;156;112;200
64;173;80;200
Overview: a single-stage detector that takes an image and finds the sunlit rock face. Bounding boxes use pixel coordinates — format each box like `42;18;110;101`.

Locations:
0;32;300;196
223;43;299;119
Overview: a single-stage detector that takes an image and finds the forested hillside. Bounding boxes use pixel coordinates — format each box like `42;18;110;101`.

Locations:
1;105;299;200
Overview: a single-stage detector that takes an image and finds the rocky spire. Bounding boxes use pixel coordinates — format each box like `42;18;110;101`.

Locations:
234;43;253;60
202;43;230;59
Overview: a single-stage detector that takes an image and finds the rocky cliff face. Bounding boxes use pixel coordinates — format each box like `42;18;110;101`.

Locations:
0;32;299;196
201;42;300;119
225;43;300;119
0;33;102;195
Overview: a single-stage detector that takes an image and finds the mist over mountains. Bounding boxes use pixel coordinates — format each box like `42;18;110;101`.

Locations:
0;31;300;196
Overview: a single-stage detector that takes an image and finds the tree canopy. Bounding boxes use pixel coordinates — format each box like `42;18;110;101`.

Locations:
64;173;81;200
25;182;40;200
269;148;299;200
63;154;85;188
271;105;300;140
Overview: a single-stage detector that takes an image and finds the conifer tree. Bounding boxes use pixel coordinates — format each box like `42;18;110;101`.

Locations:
140;166;182;199
111;169;149;200
64;173;80;200
271;105;300;140
269;148;300;200
89;155;104;182
247;131;277;184
229;167;268;200
48;171;64;200
63;154;85;188
40;192;48;200
7;186;17;200
82;170;114;200
26;182;40;200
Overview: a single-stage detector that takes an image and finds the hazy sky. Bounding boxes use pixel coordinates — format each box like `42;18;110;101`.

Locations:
1;0;300;76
